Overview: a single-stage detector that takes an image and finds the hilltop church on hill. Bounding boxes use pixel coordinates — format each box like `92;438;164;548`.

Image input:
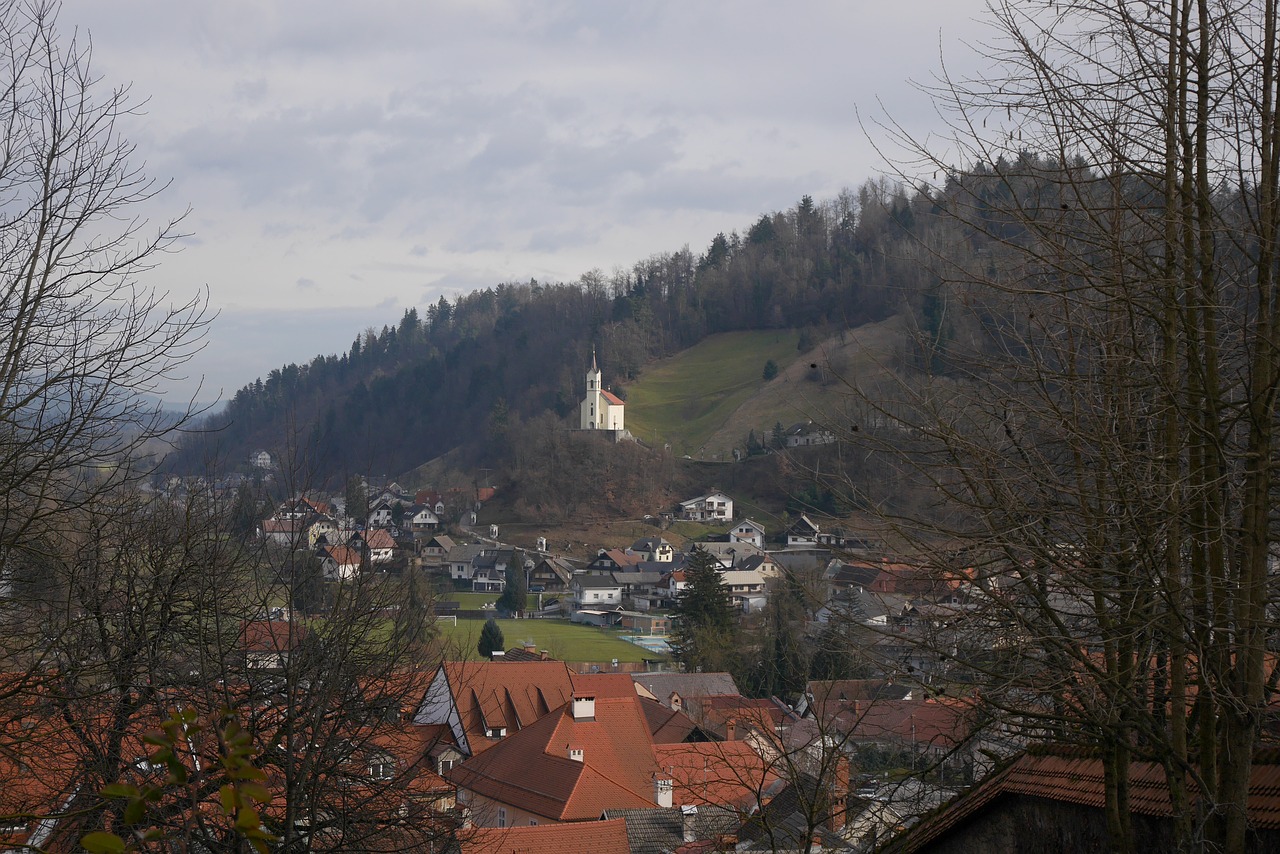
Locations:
579;350;629;439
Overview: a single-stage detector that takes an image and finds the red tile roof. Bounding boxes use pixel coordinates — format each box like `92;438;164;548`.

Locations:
365;528;397;550
570;672;640;699
457;817;630;853
325;544;364;567
239;620;308;653
438;661;574;755
601;390;625;406
653;741;777;810
448;695;661;821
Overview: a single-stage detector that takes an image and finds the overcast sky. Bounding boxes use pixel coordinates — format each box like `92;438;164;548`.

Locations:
60;1;992;405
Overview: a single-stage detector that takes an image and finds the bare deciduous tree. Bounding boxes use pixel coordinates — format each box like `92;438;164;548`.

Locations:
823;1;1280;851
0;0;208;564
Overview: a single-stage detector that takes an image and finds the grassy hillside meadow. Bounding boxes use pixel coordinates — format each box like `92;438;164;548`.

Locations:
623;330;801;456
701;315;908;456
623;319;906;459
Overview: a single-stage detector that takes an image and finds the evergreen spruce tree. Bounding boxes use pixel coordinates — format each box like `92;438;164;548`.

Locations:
671;546;737;673
496;549;527;616
477;617;505;659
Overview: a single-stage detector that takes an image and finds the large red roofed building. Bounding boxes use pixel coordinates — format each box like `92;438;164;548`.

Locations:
413;660;576;757
449;693;662;826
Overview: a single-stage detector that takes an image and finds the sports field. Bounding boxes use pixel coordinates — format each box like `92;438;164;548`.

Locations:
435;617;667;663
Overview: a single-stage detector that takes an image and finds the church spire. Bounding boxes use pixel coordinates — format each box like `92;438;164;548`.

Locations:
590;347;598;373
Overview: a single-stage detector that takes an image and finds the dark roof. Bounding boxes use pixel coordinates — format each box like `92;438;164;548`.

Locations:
602;805;741;854
575;574;622;589
633;673;741;703
736;771;856;850
640;698;710;744
884;745;1280;852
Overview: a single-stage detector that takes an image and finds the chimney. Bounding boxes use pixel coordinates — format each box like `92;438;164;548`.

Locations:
681;805;698;843
725;718;736;741
654;777;673;808
571;694;596;722
568;745;584;762
829;755;851;832
524;642;537;653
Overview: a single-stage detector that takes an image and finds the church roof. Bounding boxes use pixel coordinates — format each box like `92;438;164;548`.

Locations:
601;389;625;406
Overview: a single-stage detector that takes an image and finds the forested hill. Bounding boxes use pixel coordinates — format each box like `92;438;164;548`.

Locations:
171;181;939;479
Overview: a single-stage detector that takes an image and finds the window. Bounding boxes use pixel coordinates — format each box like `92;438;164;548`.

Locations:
439;758;455;773
529;819;538;826
497;808;507;828
368;759;395;780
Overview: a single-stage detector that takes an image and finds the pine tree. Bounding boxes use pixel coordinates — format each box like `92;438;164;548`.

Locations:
477;617;505;659
496;550;527;616
671;546;737;672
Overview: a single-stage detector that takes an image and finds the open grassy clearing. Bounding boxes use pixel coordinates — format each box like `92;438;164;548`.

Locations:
702;316;908;455
625;330;800;456
435;617;665;663
438;591;543;610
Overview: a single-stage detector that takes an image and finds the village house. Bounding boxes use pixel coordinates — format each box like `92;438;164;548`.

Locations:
783;420;837;447
420;534;455;566
240;619;308;672
588;547;644;573
570;573;624;611
730;518;766;549
261;517;305;547
365;527;398;564
786;514;822;547
320;544;363;580
720;569;769;612
678;491;734;522
528;555;573;592
627;536;674;562
406;503;441;533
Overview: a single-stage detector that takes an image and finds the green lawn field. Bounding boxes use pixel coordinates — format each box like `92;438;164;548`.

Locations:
624;330;800;456
435;617;666;663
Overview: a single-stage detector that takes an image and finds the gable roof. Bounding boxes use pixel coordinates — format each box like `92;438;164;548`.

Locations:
601;389;625;406
885;745;1280;852
437;660;574;755
447;695;661;821
449;543;488;564
787;514;820;535
457;817;631;854
323;544;363;567
575;574;622;589
364;528;397;550
595;548;644;568
640;698;709;744
633;673;741;704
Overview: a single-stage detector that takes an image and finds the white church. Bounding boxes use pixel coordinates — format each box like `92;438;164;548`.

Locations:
579;350;625;433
